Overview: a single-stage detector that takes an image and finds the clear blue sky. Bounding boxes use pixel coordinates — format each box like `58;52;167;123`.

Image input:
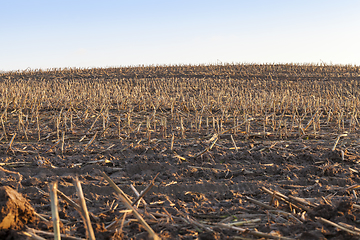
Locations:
1;0;359;71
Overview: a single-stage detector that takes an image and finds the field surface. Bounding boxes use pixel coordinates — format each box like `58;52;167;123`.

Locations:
1;64;360;239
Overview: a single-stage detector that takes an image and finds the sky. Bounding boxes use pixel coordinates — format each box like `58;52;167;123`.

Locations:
1;0;360;71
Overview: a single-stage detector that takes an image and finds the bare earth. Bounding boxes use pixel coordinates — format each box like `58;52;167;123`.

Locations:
1;64;360;239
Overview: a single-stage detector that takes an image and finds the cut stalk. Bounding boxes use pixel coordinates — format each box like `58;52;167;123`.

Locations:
61;130;65;154
170;133;174;151
36;114;40;141
83;132;97;152
100;171;160;240
332;133;348;151
49;182;61;240
7;133;16;153
74;178;96;240
230;135;238;152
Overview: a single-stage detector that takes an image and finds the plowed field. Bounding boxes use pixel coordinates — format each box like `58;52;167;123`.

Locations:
1;64;360;239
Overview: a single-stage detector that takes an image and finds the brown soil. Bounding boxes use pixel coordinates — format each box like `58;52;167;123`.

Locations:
1;64;360;239
1;135;360;239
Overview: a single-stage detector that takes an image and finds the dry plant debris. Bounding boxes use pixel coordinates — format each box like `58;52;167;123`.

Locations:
0;63;360;239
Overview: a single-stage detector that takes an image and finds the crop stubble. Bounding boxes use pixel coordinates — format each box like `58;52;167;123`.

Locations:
0;63;360;239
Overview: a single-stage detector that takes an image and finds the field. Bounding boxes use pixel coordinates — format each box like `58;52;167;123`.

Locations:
1;63;360;239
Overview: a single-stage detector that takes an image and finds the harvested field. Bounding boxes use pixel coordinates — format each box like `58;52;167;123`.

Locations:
1;63;360;239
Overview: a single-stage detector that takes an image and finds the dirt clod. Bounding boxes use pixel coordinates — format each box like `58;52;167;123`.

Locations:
0;186;35;230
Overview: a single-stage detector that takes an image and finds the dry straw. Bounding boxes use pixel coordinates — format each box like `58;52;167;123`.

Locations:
100;171;161;240
49;182;61;240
